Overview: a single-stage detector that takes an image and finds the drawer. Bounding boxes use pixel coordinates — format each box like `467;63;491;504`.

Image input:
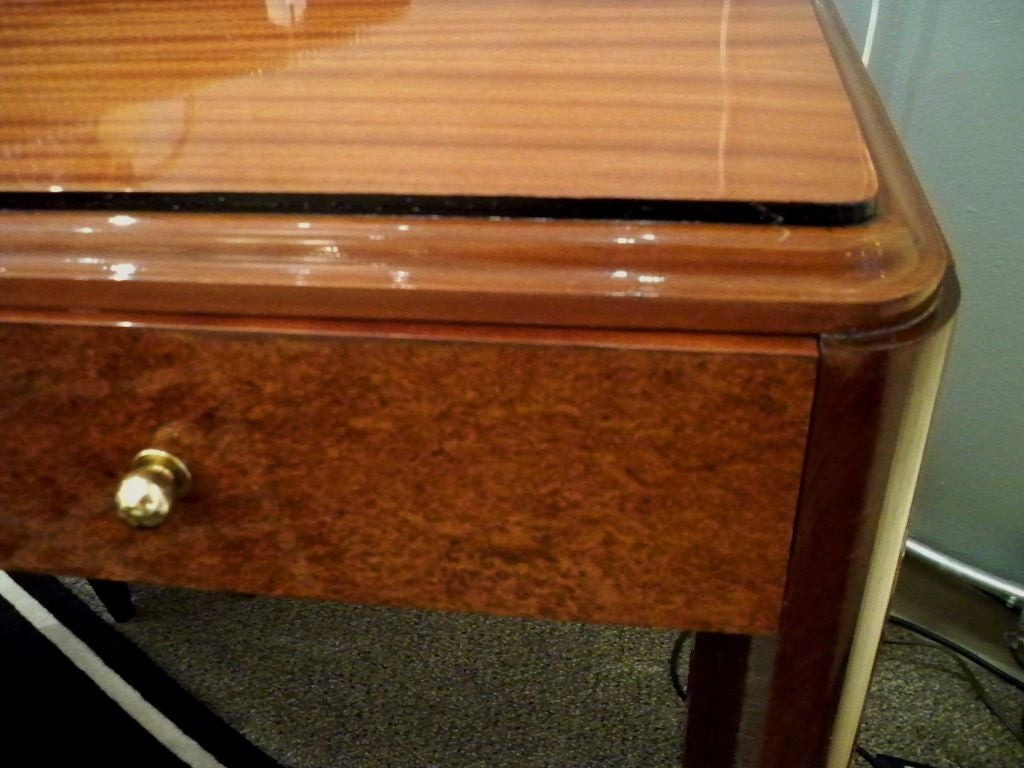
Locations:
0;321;815;634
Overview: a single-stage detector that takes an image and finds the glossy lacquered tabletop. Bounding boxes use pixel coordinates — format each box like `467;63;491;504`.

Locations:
0;0;951;337
0;0;875;220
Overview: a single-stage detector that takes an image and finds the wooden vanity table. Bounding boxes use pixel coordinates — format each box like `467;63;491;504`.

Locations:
0;1;956;766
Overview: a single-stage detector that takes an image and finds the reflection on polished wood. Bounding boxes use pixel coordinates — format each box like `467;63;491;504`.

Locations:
0;184;946;335
0;0;875;210
0;0;947;338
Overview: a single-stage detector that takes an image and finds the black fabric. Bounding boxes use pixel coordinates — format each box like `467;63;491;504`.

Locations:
1;572;284;768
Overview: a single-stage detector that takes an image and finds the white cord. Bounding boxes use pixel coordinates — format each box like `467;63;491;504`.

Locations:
862;0;881;66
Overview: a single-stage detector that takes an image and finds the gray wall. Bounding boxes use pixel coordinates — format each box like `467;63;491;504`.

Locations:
833;1;1023;582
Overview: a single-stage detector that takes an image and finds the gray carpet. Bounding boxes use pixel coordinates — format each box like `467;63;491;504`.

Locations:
69;581;1024;767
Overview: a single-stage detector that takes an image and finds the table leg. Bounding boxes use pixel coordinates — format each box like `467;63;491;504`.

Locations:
683;276;957;768
87;578;136;623
683;633;775;768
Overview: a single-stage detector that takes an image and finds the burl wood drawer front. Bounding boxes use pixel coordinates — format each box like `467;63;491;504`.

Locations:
0;322;815;634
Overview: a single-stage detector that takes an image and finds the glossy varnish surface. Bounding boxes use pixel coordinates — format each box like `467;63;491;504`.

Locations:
0;0;875;212
0;0;951;340
0;0;950;336
0;322;815;634
0;201;947;335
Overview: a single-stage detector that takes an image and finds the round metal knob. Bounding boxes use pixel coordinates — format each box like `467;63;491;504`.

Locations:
115;449;191;528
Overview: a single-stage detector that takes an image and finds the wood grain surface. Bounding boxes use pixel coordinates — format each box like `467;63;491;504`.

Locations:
0;0;951;337
0;0;875;212
0;321;815;634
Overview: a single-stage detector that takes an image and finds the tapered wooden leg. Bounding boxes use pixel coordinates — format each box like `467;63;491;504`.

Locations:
683;633;774;768
763;323;953;767
87;578;135;622
683;275;956;768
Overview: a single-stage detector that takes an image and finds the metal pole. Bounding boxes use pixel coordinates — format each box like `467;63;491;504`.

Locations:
905;538;1024;604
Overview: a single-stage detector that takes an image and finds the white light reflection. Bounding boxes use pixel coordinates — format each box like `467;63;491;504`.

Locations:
108;215;137;227
641;233;657;242
397;225;410;232
265;0;306;28
611;270;628;279
109;263;137;281
390;269;410;288
116;321;134;328
717;0;733;196
74;227;95;234
637;274;666;284
297;222;311;230
48;185;64;193
614;237;636;245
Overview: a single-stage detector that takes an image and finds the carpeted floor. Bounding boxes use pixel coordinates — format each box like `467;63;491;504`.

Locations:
60;579;1024;768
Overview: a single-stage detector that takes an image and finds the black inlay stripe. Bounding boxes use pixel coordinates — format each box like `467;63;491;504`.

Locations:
0;191;875;226
6;573;285;768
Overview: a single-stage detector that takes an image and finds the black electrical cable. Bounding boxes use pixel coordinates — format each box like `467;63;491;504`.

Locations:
668;618;1023;762
890;615;1024;692
856;625;1024;764
854;748;954;768
669;631;690;702
884;637;1024;750
856;745;884;767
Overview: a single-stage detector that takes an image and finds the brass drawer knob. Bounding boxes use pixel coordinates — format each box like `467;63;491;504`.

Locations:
115;449;191;528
